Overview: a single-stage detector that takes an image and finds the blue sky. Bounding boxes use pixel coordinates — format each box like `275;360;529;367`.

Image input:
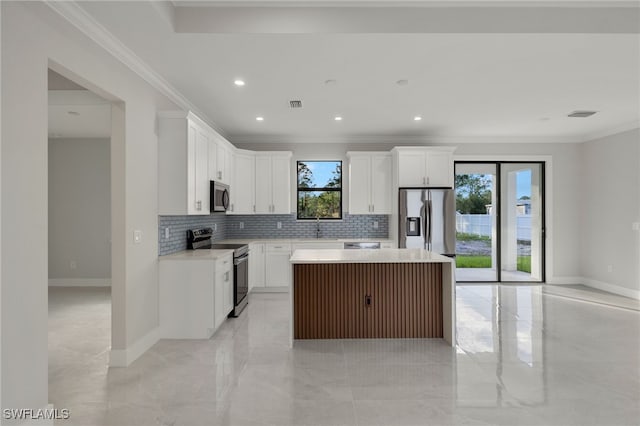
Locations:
517;170;531;199
302;161;340;187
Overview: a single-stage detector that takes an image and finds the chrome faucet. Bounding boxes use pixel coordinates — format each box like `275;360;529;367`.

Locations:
316;217;321;239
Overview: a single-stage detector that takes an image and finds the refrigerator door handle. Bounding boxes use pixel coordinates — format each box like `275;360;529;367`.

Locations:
427;198;433;249
423;198;429;251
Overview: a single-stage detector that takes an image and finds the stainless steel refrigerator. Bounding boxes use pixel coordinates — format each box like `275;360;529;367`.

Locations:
399;189;456;256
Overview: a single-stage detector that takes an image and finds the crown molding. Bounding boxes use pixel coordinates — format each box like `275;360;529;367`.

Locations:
44;0;229;140
228;134;586;145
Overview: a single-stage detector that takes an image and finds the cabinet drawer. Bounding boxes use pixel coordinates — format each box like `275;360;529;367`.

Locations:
266;243;291;253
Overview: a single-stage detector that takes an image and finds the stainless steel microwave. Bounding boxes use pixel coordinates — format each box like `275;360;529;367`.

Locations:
210;181;230;212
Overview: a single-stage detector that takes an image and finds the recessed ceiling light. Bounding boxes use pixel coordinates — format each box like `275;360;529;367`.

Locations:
67;111;80;116
234;79;245;87
414;116;422;121
396;79;409;86
334;116;343;121
256;116;264;121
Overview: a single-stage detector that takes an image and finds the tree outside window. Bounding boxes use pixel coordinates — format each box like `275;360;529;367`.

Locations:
297;161;342;220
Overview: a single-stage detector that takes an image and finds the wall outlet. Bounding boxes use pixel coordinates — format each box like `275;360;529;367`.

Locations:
164;227;170;239
239;222;244;230
277;222;282;229
70;260;77;270
213;223;217;231
607;264;613;273
373;221;379;229
134;230;142;244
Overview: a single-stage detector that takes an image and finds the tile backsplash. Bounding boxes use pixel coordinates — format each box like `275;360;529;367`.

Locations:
158;214;228;255
225;214;389;240
159;213;389;255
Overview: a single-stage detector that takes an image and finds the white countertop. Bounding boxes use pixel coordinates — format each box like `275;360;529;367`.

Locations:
290;248;454;264
220;238;394;244
159;249;234;261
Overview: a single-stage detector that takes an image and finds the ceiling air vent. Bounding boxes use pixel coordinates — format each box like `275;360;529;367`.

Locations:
289;100;303;109
568;110;597;118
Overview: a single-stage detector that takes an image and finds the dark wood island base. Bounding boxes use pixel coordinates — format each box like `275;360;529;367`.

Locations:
293;263;443;339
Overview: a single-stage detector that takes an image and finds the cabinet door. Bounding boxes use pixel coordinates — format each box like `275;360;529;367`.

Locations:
231;153;255;214
216;142;228;184
370;155;392;214
208;138;217;181
195;127;210;214
224;263;233;315
271;156;291;214
397;151;427;187
187;122;209;215
254;156;272;214
249;243;265;290
425;151;453;187
265;244;291;287
348;155;371;214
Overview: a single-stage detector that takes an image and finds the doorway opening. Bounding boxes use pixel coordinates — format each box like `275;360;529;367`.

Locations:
47;67;116;406
455;162;545;283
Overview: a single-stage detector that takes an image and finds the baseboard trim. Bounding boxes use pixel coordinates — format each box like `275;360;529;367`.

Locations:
48;278;111;287
582;277;640;300
109;327;160;367
545;276;582;285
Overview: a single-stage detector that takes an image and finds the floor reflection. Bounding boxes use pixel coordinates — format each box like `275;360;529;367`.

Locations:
456;285;546;407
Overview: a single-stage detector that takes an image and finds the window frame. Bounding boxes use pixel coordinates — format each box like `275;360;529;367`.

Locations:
296;160;343;221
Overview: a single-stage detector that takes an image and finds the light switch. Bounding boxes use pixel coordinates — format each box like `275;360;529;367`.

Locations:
164;227;170;239
373;221;379;229
134;230;142;244
277;222;282;229
239;222;244;230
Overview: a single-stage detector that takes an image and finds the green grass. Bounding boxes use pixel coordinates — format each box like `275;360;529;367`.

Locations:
456;232;491;242
456;255;532;273
518;256;531;273
456;255;491;268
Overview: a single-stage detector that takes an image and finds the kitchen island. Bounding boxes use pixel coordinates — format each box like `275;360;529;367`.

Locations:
289;249;455;346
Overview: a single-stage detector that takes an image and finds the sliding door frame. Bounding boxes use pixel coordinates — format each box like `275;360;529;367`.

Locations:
455;160;546;283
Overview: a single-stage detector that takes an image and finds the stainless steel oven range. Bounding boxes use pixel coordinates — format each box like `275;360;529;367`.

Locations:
187;228;249;317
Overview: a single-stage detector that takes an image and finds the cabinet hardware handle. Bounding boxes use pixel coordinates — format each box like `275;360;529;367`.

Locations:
253;205;256;212
365;295;372;307
423;177;426;185
372;204;375;212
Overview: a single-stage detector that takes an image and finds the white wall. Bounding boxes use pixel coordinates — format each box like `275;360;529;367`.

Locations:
48;138;111;285
579;128;640;298
236;140;583;283
2;2;176;413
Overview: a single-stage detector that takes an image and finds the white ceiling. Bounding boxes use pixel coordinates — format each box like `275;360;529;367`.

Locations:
71;0;639;144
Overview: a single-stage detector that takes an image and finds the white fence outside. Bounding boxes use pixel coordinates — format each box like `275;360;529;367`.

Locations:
456;214;532;241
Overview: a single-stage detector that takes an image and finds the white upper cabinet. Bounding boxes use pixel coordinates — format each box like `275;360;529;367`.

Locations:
211;134;233;185
347;152;392;214
393;147;456;188
158;112;210;215
229;150;255;214
254;152;292;214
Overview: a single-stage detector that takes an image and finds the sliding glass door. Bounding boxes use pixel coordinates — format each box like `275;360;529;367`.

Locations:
455;162;545;282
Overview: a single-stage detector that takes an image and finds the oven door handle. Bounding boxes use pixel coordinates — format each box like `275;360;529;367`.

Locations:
234;254;249;266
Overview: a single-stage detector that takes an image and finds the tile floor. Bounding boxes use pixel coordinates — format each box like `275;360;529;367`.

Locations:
48;285;640;426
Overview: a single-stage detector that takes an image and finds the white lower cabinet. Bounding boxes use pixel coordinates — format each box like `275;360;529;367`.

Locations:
159;254;233;339
249;242;266;291
265;243;292;288
215;254;234;329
